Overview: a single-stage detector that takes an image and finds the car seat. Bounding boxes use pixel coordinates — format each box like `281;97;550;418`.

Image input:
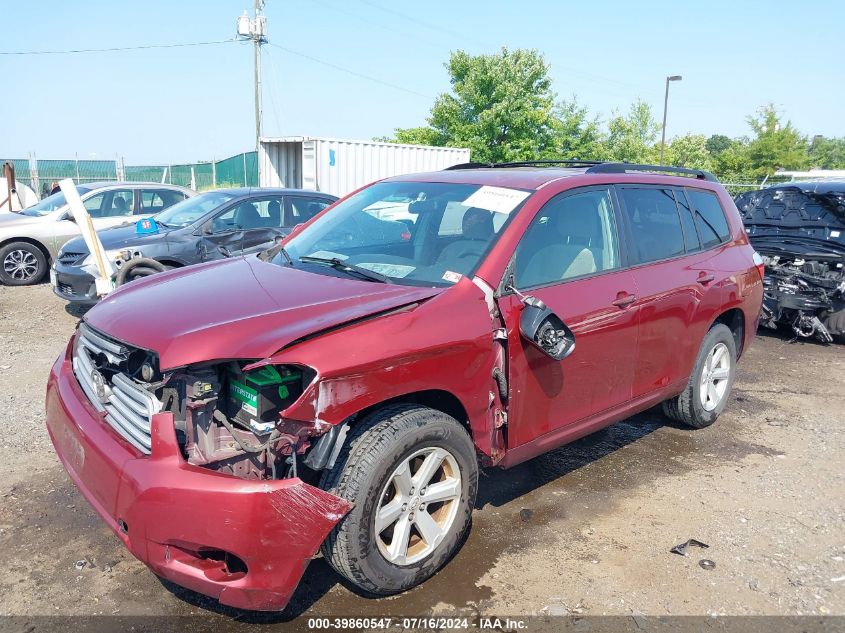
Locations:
435;207;494;274
267;200;282;227
518;198;601;286
234;202;262;229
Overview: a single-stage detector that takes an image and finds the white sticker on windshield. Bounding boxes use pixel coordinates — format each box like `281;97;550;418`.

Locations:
357;263;415;278
442;270;462;284
832;230;841;238
307;250;348;260
462;186;530;214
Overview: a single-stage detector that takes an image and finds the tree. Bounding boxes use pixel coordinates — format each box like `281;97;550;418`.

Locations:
705;134;732;157
808;135;845;169
550;97;602;160
745;104;809;177
599;100;660;163
711;138;753;183
666;134;714;171
387;48;560;163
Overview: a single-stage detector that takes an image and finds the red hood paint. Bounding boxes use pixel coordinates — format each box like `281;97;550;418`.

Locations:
84;257;442;369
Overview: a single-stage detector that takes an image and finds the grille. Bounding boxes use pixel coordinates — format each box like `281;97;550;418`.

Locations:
58;251;86;264
58;282;75;295
72;323;161;454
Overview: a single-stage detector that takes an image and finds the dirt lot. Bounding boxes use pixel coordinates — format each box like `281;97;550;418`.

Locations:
1;283;843;624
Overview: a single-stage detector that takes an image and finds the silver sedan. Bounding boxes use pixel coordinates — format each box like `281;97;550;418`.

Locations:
0;182;194;285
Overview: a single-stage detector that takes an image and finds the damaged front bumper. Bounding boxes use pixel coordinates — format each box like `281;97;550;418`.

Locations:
45;350;352;612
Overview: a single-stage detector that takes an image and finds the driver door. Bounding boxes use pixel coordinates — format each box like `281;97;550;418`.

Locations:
500;186;640;448
197;196;285;261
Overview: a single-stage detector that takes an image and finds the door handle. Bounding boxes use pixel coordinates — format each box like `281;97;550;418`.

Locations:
611;292;636;308
696;272;715;285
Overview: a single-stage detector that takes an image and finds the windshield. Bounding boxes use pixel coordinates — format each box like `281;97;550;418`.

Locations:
20;187;93;217
154;190;237;227
278;181;530;286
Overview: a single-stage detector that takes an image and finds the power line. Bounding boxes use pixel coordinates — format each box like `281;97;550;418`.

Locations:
0;39;236;56
357;0;479;45
267;42;432;99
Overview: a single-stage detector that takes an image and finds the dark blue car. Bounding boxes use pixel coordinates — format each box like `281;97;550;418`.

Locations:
52;188;337;305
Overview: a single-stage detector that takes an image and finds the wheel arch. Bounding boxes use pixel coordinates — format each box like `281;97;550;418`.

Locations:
711;307;745;357
155;259;185;269
0;236;53;266
350;389;472;438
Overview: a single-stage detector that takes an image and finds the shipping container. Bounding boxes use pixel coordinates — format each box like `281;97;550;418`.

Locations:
258;136;471;198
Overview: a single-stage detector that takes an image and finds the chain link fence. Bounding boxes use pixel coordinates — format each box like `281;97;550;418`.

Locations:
3;151;258;197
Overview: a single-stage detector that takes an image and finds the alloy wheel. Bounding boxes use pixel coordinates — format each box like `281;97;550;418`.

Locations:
374;446;462;566
3;249;39;281
700;342;730;411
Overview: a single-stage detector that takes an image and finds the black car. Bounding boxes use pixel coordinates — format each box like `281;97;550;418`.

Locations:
735;181;845;342
52;188;337;305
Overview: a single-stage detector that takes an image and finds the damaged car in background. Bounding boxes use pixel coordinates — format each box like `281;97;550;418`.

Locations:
735;181;845;343
46;162;763;611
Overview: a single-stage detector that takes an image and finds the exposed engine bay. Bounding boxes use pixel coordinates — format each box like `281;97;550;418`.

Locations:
163;362;319;480
72;322;328;480
759;255;845;343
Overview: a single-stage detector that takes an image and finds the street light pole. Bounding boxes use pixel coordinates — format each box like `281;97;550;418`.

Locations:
660;75;682;165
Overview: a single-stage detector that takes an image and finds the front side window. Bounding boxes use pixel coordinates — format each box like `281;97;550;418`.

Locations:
619;187;686;264
279;181;530;286
687;189;731;249
515;188;620;288
213;197;285;232
84;189;134;218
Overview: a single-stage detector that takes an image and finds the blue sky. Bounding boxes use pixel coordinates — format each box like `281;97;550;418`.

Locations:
3;0;843;164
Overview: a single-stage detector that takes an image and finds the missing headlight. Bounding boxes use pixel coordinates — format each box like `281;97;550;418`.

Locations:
224;364;308;435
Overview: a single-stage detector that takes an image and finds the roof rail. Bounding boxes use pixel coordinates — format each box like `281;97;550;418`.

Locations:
444;159;603;170
585;162;718;182
444;160;719;182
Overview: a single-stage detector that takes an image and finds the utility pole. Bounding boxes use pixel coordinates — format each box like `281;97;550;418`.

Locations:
237;2;267;157
659;75;682;165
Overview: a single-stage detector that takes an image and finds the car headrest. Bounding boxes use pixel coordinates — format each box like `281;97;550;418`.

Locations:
462;207;494;241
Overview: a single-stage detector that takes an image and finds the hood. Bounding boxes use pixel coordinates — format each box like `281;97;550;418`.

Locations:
62;222;173;256
84;256;442;369
0;212;43;231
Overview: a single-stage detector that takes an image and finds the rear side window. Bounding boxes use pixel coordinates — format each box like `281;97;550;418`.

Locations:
619;188;685;264
288;196;332;223
674;189;701;252
140;189;184;213
687;189;731;248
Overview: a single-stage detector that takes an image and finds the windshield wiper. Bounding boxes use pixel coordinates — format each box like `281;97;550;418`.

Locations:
299;255;390;283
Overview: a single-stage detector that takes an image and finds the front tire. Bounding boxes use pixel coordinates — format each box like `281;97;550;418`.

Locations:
320;404;478;596
662;323;737;429
0;241;47;285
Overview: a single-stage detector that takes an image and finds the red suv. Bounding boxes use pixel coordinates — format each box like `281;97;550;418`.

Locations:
45;161;764;611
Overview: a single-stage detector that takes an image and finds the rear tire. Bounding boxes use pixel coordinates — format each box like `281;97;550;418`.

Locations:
320;404;478;596
0;241;47;286
662;323;737;429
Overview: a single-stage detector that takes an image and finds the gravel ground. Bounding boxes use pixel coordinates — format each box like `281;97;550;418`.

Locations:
0;283;843;624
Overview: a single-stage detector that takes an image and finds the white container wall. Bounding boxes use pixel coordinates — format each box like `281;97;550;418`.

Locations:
259;136;471;198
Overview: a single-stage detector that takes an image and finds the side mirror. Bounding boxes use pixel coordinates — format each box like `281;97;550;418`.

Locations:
517;294;576;361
